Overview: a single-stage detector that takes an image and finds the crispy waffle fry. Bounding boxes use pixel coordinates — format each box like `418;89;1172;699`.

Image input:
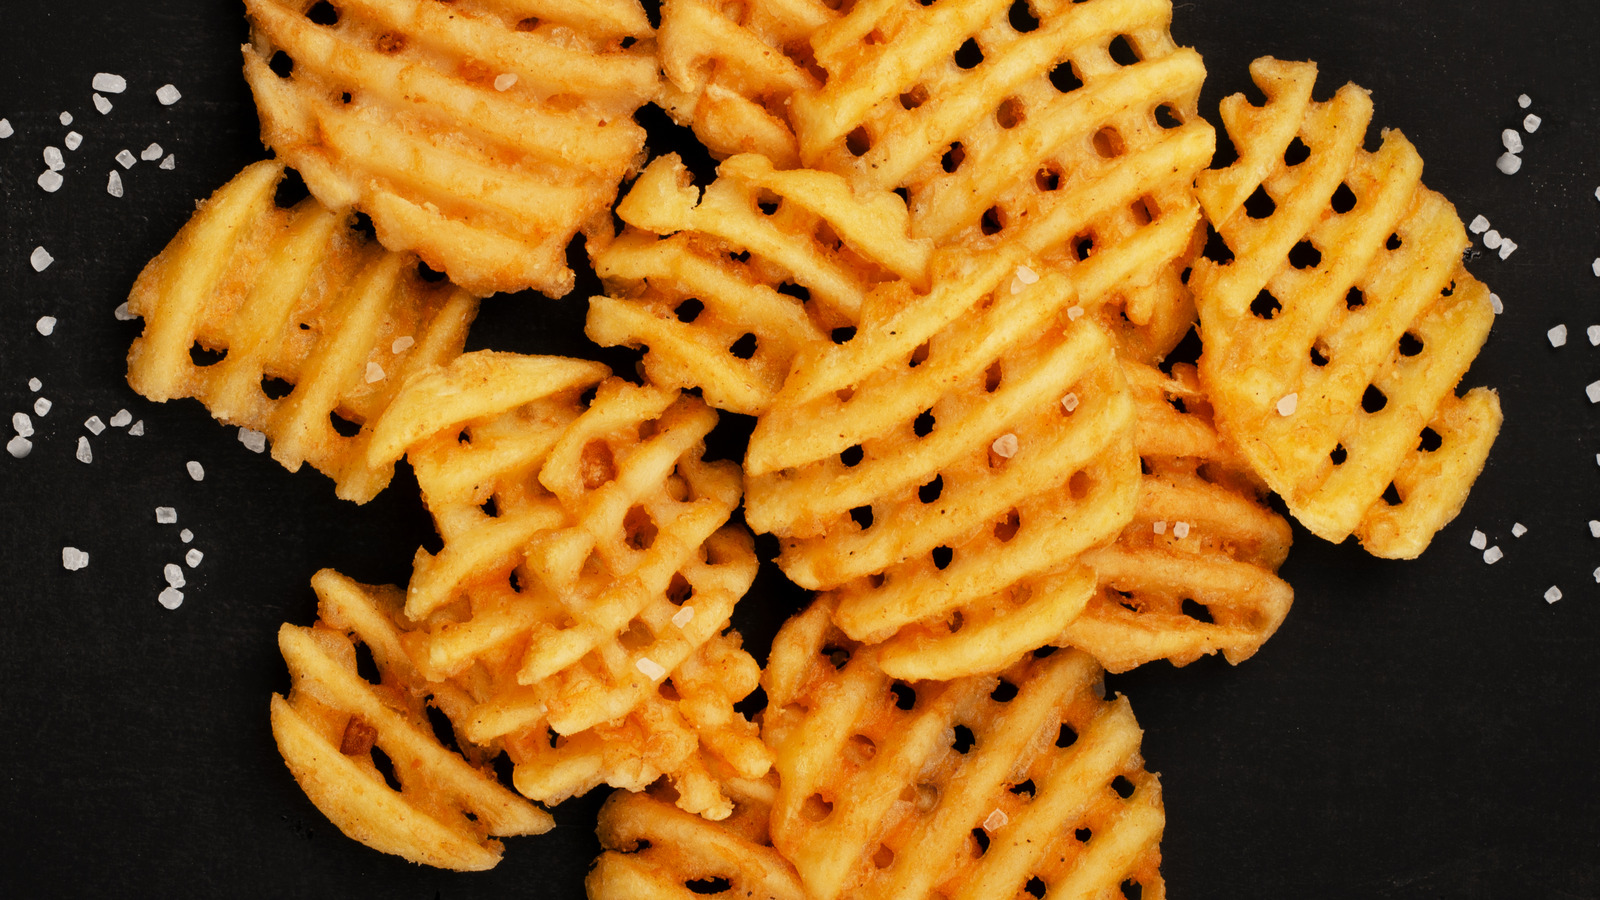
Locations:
789;0;1214;362
657;0;836;167
374;352;771;819
746;252;1139;680
126;160;477;503
588;776;806;900
587;152;931;415
1068;362;1293;672
764;596;1166;900
271;569;552;871
242;0;657;297
1191;58;1501;559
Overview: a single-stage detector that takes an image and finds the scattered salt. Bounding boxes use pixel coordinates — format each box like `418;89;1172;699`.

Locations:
1483;545;1503;565
1490;294;1504;315
159;154;175;170
1482;230;1503;250
1468;215;1490;234
114;301;134;320
13;413;33;437
75;436;92;464
109;409;131;427
62;547;90;571
185;548;203;568
635;657;667;681
1594;567;1600;584
1524;113;1542;133
1544;586;1562;604
116;149;136;169
1016;265;1039;285
671;605;694;629
37;171;63;193
1511;522;1527;537
1586;380;1600;404
494;73;518;91
1060;393;1079;413
27;378;41;392
156;84;182;106
44;147;65;171
0;118;12;138
1172;521;1191;539
92;73;127;93
1590;326;1600;346
140;143;163;162
1593;258;1600;277
164;563;185;588
186;460;204;481
128;420;144;436
35;317;56;336
1067;305;1085;321
93;94;113;115
991;433;1019;459
33;397;51;416
982;809;1009;832
107;170;123;198
1470;529;1487;550
58;111;72;126
1010;276;1025;295
84;416;105;435
238;427;267;453
155;507;178;524
1153;521;1166;535
1498;240;1517;260
1276;393;1298;417
30;247;53;272
1549;325;1568;347
158;587;184;610
1501;129;1523;154
391;336;414;353
6;436;30;459
1589;520;1600;538
1496;153;1522;175
64;131;81;151
365;362;385;383
1518;93;1532;109
180;529;193;543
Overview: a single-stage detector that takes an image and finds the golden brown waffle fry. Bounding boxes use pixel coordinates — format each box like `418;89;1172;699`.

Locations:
764;597;1166;900
746;251;1139;680
241;0;658;298
126;160;476;503
1068;362;1293;672
1191;58;1501;559
657;0;836;168
588;152;931;415
375;352;771;819
271;569;552;871
588;776;807;900
788;0;1214;362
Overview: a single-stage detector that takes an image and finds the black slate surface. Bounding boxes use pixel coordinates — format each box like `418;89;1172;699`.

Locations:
2;1;1598;897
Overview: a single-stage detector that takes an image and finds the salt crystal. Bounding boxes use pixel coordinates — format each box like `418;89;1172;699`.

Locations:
1496;153;1522;175
84;416;105;435
1524;113;1542;133
991;433;1019;459
186;460;204;481
494;73;518;91
1470;530;1487;550
44;147;65;170
1518;94;1532;109
6;436;30;458
129;420;144;436
671;605;694;629
1586;380;1600;404
1594;567;1600;584
1595;186;1600;203
1512;522;1527;537
13;413;33;437
1009;277;1024;295
109;409;131;427
0;118;12;138
1593;258;1600;278
116;149;136;169
1501;129;1523;153
1589;521;1600;538
1549;325;1568;347
93;94;112;115
391;336;414;353
635;657;667;681
62;547;90;571
1490;294;1504;315
30;247;53;272
1153;521;1166;535
185;548;203;568
1590;326;1600;346
180;529;193;543
64;131;81;151
1544;586;1562;604
1060;393;1079;413
33;397;51;416
140;142;163;162
156;84;182;106
114;301;134;320
1276;393;1298;417
93;73;127;93
1482;230;1503;250
159;154;175;170
158;587;184;610
1498;240;1517;260
155;507;177;524
1468;215;1490;234
1015;265;1039;285
75;436;92;464
365;362;385;383
58;111;72;126
164;563;185;588
28;379;41;392
1172;521;1191;539
982;809;1009;832
107;170;123;197
1067;305;1085;321
239;427;267;453
35;317;56;336
1483;545;1503;565
37;171;63;193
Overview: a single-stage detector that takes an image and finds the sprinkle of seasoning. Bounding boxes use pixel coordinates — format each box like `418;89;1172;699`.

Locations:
186;461;205;481
159;154;175;170
64;131;81;151
1498;239;1517;260
7;436;32;458
1015;264;1039;285
991;433;1018;459
1469;215;1490;234
140;143;163;162
1588;521;1600;538
1594;567;1600;584
115;149;136;169
1066;305;1085;321
1483;545;1504;565
179;529;194;543
0;118;13;138
1518;93;1533;109
1511;522;1527;537
37;171;64;193
1524;114;1542;133
92;73;127;93
391;336;414;353
1502;129;1524;154
238;427;267;453
635;657;667;681
671;605;694;628
1276;393;1298;416
365;362;385;383
13;413;33;437
158;587;184;610
44;146;65;171
1544;586;1562;604
1586;380;1600;404
93;94;113;115
1496;153;1522;175
1173;521;1191;539
1590;326;1600;346
156;84;182;106
494;73;518;91
28;378;41;392
84;416;105;435
982;809;1009;832
1153;521;1167;535
34;397;52;416
1470;529;1488;550
109;409;131;427
75;436;92;464
58;111;72;126
1483;230;1504;250
164;564;185;589
35;317;56;336
185;549;203;568
107;171;123;198
128;420;144;436
1060;393;1079;413
114;301;134;320
61;547;90;571
155;507;178;524
1490;294;1504;315
1549;325;1568;347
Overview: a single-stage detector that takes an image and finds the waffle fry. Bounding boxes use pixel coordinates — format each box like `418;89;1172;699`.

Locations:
589;776;807;900
271;569;552;871
126;160;476;503
587;152;931;415
788;0;1213;362
1067;362;1293;672
746;251;1139;680
764;596;1165;900
242;0;657;297
658;0;836;168
1191;58;1501;559
376;352;771;819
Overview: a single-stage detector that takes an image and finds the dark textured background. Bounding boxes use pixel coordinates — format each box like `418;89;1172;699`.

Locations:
2;1;1597;897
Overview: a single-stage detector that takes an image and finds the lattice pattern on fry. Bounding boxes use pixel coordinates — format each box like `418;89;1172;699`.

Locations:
763;597;1166;900
588;152;931;415
658;0;837;168
373;352;771;819
242;0;658;297
271;569;552;871
1191;57;1501;559
1067;362;1293;673
789;0;1214;363
126;160;477;504
746;252;1139;680
588;776;807;900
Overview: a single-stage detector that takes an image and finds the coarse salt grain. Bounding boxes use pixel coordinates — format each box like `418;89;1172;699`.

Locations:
1490;293;1504;315
1469;215;1490;234
140;143;163;162
1060;393;1079;413
991;433;1019;459
239;427;267;453
1276;393;1298;416
365;362;385;383
391;336;414;353
35;317;56;336
1586;380;1600;404
1483;545;1503;564
1594;567;1600;584
1010;276;1025;295
179;528;193;543
1496;153;1522;175
1544;586;1562;604
34;397;51;416
93;94;112;115
1589;520;1600;538
156;84;182;105
1512;522;1527;537
671;605;694;629
107;170;123;197
93;73;127;93
0;118;12;138
1172;521;1191;539
186;460;205;481
6;436;30;458
28;378;41;392
1590;326;1600;346
1518;93;1532;109
1549;325;1568;347
185;548;203;568
494;73;518;91
164;563;185;588
1016;265;1039;285
109;409;130;427
116;149;136;169
30;247;53;272
158;587;184;610
84;416;105;435
38;170;63;192
58;111;72;126
13;413;33;437
1502;129;1524;153
75;436;92;464
1498;240;1517;260
62;547;90;571
635;657;667;681
1067;305;1085;321
155;507;177;524
44;147;65;170
1482;230;1503;250
114;301;134;320
159;154;175;170
1524;113;1542;133
1153;521;1167;535
983;809;1009;832
129;420;144;436
64;131;81;151
1470;530;1487;550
